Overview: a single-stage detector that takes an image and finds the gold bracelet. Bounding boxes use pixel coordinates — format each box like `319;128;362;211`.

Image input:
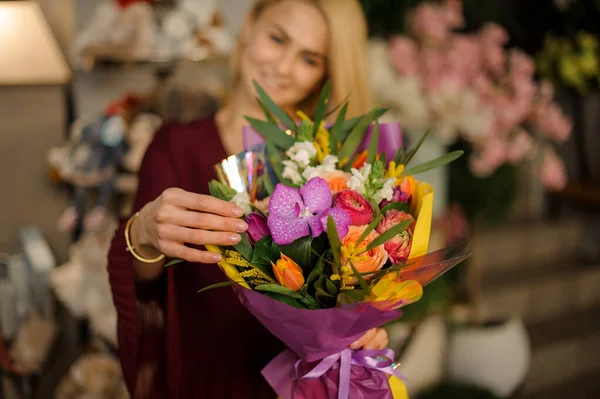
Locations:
124;212;165;264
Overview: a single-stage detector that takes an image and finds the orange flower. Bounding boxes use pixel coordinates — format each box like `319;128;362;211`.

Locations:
322;170;350;194
397;175;415;195
340;226;388;281
272;254;305;291
352;150;369;169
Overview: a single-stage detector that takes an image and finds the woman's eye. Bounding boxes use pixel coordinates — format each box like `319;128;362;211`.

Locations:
270;34;284;44
304;57;319;67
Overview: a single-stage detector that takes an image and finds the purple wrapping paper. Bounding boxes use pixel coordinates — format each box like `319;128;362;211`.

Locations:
231;286;404;399
242;123;403;158
233;286;402;362
263;349;396;399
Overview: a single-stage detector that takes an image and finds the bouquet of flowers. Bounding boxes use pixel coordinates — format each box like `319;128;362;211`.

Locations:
180;82;470;398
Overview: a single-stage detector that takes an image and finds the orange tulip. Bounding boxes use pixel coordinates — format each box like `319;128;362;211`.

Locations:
272;254;305;291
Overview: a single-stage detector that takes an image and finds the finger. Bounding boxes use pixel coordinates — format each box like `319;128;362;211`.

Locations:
350;328;377;350
364;328;389;350
157;224;243;247
160;241;223;264
158;208;248;233
163;189;244;217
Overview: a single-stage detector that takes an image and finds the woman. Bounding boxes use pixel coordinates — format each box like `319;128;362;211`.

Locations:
108;0;388;397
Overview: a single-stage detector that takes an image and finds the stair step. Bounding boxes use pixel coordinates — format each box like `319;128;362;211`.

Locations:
473;218;581;276
481;262;600;324
522;307;600;394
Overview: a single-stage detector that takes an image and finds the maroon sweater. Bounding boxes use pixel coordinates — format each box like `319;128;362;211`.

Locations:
108;115;284;398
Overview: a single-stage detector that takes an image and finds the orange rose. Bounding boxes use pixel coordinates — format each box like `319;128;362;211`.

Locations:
323;170;350;194
340;226;388;281
272;254;305;291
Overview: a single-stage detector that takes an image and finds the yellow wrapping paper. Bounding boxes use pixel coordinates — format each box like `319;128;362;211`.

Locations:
204;244;250;289
390;375;410;399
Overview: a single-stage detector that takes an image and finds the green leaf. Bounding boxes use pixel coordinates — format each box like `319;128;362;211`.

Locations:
338;289;365;303
379;152;387;168
324;93;350;119
296;120;314;142
256;98;277;124
302;253;326;297
348;260;369;292
367;120;380;165
253;80;296;132
381;202;410;215
272;236;326;275
255;284;304;298
300;295;322;309
338;113;374;162
402;130;430;166
234;233;254;262
393;146;405;165
312;81;330;137
362;219;412;253
326;215;342;274
330;102;349;155
245;117;295;150
208;180;238;201
164;258;184;268
340;108;388;141
342;152;359;172
261;174;274;196
315;275;339;307
197;280;242;293
401;151;464;177
369;198;382;218
266;142;288;185
357;213;383;246
263;292;306;308
250;236;276;276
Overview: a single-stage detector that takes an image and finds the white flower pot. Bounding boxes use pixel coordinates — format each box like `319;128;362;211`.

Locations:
447;317;531;398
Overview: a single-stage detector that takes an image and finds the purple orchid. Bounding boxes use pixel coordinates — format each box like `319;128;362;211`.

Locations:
267;177;351;245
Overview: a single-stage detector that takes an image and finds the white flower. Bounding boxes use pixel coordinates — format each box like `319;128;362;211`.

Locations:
321;155;339;171
285;142;317;168
301;155;340;181
347;163;371;195
282;160;303;184
231;192;252;215
374;178;396;204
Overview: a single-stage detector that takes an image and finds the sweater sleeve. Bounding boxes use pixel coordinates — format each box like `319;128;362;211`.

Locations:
107;123;179;395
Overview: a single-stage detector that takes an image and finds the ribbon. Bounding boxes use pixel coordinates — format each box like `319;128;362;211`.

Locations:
294;348;404;399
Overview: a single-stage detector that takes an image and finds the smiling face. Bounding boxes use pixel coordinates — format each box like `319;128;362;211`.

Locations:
239;0;329;113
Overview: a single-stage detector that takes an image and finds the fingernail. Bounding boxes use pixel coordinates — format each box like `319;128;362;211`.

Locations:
232;207;244;217
236;222;248;232
212;254;222;262
229;234;241;243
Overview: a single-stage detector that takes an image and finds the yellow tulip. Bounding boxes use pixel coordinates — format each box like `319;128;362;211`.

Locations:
367;272;423;311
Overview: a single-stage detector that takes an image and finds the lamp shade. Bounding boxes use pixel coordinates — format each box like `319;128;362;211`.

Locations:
0;1;70;85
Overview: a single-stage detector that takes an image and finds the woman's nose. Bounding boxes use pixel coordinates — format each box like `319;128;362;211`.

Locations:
276;50;295;77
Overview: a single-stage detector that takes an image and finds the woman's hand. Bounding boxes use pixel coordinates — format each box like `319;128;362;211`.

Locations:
135;187;249;264
349;328;389;351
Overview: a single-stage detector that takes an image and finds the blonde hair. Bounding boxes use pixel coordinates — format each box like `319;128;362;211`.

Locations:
229;0;372;119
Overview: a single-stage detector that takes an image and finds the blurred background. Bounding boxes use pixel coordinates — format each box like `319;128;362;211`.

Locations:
0;0;599;398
